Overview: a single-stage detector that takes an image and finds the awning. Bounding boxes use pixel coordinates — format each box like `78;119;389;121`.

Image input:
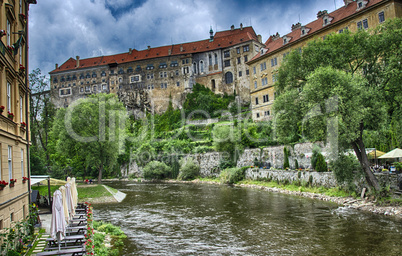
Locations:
30;175;50;185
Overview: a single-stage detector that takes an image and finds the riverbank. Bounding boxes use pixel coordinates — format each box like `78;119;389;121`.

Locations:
110;178;402;219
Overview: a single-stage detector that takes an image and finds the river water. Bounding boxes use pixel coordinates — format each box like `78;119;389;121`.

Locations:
94;181;402;255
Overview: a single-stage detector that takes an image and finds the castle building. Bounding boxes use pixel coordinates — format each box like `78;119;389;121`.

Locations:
247;0;402;121
0;0;36;230
49;25;264;114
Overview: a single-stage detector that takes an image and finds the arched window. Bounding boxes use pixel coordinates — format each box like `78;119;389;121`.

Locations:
214;53;218;65
209;54;212;66
200;61;204;73
225;72;233;84
193;62;197;74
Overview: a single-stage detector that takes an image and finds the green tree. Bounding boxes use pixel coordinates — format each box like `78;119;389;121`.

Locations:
51;94;127;183
29;68;57;173
283;147;289;169
274;19;402;191
315;153;327;172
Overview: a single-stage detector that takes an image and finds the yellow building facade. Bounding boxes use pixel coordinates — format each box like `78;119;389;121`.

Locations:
248;0;402;121
0;0;36;230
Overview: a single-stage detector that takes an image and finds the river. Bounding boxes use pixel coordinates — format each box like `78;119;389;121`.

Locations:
93;181;402;255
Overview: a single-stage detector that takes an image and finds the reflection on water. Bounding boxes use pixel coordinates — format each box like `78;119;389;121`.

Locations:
94;182;402;255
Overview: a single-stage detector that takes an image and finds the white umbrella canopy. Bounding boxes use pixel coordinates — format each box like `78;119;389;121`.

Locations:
65;182;75;219
59;186;70;222
71;177;78;208
50;190;66;250
378;148;402;159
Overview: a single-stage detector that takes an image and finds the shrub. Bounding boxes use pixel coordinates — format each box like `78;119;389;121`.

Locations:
142;161;171;180
178;157;200;180
311;144;321;169
330;153;363;192
315;153;327;172
219;167;246;184
283;147;290;169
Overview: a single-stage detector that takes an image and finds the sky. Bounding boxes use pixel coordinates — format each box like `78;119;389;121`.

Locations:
28;0;345;77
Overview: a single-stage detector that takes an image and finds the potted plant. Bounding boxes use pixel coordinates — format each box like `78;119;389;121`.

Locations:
19;64;26;73
7;111;14;120
21;121;27;127
7;45;14;53
19;13;27;20
22;177;29;184
0;180;9;190
0;30;5;37
0;105;4;114
9;179;17;187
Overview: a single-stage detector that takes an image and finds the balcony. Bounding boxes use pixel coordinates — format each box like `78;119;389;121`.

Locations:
0;40;6;56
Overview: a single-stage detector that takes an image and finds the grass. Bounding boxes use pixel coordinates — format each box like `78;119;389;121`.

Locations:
238;179;352;197
32;184;111;200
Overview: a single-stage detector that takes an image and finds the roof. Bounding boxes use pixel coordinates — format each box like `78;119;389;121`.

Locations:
50;26;260;74
249;0;385;63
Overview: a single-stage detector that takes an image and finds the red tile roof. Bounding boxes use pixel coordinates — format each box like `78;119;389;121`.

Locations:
50;27;259;74
249;0;385;63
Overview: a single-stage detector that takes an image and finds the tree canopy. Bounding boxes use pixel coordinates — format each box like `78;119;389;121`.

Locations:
273;18;402;190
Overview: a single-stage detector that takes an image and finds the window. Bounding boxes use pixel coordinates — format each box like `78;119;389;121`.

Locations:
85;86;90;92
127;67;133;73
237;57;241;64
263;94;269;102
177;82;180;87
239;71;242;77
363;19;368;29
357;21;362;30
92;72;97;78
7;18;11;46
170;61;178;67
271;57;278;67
261;77;268;86
183;67;189;74
118;69;124;74
358;2;363;8
378;11;385;23
224;60;231;67
283;38;287;44
102;84;107;91
243;45;250;52
225;72;233;84
324;18;328;25
7;81;11;113
136;65;142;71
159;63;167;68
253;67;256;74
21;149;24;177
264;111;270;116
80;87;84;93
209;54;212;66
200;61;204;73
224;50;230;58
339;29;344;33
130;75;140;83
86;73;91;78
301;29;305;35
255;97;259;105
53;78;58;83
246;69;249;75
80;74;84;79
8;146;12;180
20;96;23;123
244;56;248;62
147;73;154;79
256;113;260;118
93;86;96;92
214;53;218;65
236;47;240;54
66;76;71;81
260;62;266;71
160;83;167;89
101;71;106;77
254;81;257;89
146;64;154;70
283;52;289;59
176;70;179;76
272;74;278;83
193;63;197;74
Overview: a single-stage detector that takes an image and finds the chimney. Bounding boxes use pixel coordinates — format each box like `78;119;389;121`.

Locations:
291;22;301;31
55;63;58;69
257;34;262;43
209;26;214;41
231;25;235;31
76;56;80;68
129;48;132;54
272;32;280;41
317;10;328;18
343;0;354;6
147;46;151;50
240;23;243;30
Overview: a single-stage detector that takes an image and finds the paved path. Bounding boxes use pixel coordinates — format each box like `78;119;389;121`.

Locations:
103;185;126;202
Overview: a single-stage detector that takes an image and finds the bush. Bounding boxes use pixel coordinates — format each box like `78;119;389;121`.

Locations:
142;161;171;180
283;147;290;169
178;157;200;180
219;167;246;184
315;153;327;172
311;144;321;169
330;153;363;191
